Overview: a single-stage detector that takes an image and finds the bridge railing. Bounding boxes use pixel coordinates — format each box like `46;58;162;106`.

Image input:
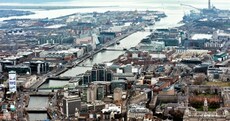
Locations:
25;107;47;111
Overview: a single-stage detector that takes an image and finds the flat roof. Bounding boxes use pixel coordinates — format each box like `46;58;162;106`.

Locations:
150;53;166;59
45;24;66;29
191;34;212;40
111;80;127;83
4;56;23;60
215;52;227;56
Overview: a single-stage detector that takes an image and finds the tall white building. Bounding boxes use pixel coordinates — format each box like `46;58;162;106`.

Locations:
87;84;97;103
8;71;17;93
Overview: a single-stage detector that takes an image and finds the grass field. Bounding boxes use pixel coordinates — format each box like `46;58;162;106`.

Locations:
205;81;230;87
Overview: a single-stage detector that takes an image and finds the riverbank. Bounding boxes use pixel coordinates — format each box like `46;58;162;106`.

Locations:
60;31;151;77
56;27;142;76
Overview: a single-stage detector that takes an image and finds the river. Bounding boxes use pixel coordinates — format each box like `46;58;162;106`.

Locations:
27;96;49;120
60;4;186;77
61;31;151;77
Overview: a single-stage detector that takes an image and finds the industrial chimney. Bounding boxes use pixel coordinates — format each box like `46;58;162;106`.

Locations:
208;0;211;9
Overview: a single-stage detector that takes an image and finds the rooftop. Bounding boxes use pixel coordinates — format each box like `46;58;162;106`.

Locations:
191;34;212;40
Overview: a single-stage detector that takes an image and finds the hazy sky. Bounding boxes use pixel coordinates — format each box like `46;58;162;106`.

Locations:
0;0;229;10
0;0;229;5
0;0;229;26
0;0;59;3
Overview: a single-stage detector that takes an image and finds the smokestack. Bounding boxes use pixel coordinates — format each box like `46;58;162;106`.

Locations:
208;0;211;9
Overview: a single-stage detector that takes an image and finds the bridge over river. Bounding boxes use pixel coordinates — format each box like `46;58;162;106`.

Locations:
26;107;47;112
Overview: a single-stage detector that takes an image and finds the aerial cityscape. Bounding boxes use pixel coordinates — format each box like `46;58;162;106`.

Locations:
0;0;229;121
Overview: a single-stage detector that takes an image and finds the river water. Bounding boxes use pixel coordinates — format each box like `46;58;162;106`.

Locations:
28;113;48;121
28;96;49;120
0;0;229;22
39;79;70;88
61;31;151;77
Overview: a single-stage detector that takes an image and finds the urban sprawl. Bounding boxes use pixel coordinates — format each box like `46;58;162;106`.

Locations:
0;0;229;121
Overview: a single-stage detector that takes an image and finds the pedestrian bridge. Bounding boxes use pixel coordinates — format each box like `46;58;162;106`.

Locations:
28;91;55;96
25;107;47;112
75;65;93;67
103;47;128;51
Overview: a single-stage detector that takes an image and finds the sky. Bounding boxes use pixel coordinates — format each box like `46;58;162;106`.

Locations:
0;0;61;3
0;0;229;11
0;0;229;27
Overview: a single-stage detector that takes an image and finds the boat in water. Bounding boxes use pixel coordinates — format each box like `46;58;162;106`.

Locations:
123;48;127;51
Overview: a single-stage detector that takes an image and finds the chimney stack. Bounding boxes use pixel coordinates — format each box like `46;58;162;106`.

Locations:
208;0;211;9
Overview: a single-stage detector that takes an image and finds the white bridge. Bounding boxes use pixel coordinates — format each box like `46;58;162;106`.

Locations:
26;107;47;112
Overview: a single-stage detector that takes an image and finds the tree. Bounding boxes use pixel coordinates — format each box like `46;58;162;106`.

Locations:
169;109;183;121
193;73;207;85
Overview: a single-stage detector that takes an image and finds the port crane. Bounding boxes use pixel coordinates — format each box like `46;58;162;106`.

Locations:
180;0;212;11
180;3;201;11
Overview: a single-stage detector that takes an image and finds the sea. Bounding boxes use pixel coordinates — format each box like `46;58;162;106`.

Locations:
0;0;229;27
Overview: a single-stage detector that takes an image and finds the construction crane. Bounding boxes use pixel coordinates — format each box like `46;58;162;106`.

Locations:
208;0;211;9
180;3;201;11
181;0;212;10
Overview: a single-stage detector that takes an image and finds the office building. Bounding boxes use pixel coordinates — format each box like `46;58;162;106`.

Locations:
83;64;113;84
99;32;116;44
111;80;127;93
87;84;97;103
97;67;106;81
28;61;49;74
97;85;105;100
5;65;31;75
63;95;81;117
127;104;153;121
82;71;91;85
113;88;122;101
8;71;17;92
87;82;108;102
106;70;113;81
91;67;98;82
92;64;108;81
0;60;14;73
